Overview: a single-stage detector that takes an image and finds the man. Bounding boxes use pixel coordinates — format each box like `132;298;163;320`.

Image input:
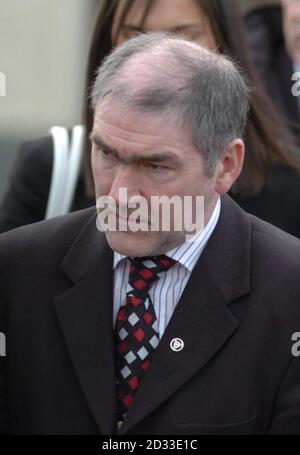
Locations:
1;33;300;435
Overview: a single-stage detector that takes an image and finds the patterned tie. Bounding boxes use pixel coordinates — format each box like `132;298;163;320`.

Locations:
114;255;176;424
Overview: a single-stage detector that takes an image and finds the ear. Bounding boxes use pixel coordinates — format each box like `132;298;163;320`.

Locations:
215;139;245;195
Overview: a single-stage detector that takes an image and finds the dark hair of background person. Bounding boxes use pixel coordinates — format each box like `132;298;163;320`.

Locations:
244;3;300;140
82;0;300;199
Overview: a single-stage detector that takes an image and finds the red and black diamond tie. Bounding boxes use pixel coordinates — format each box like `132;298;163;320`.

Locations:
114;255;176;423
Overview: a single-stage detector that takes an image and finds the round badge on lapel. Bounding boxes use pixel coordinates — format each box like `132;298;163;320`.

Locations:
170;338;184;352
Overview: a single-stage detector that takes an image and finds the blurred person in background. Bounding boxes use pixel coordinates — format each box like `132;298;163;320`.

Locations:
244;0;300;140
283;0;300;64
1;0;300;237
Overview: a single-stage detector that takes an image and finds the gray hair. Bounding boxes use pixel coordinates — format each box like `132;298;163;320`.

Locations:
90;32;250;175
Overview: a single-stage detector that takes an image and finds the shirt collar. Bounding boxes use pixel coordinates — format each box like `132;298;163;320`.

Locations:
113;197;221;272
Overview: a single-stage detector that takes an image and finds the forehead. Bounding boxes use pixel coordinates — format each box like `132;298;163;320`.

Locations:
114;0;206;29
93;98;196;155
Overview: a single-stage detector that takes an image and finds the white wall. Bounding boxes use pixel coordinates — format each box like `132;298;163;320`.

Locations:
0;0;99;138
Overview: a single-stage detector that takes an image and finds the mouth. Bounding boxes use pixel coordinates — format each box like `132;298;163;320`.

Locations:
115;214;129;221
116;212;151;225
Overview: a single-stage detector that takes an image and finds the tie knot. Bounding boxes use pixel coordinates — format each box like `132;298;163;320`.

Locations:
128;255;176;296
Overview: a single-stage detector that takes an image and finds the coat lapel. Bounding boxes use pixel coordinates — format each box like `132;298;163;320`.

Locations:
53;195;252;435
54;211;117;435
118;195;252;434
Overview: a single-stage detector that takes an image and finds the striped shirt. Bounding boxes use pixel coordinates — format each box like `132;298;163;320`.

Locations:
112;198;221;339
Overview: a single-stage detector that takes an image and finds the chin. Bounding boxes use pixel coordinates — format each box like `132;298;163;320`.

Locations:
105;230;155;257
105;230;184;257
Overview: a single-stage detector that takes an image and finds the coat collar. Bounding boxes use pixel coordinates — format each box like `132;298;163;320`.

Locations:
54;195;251;434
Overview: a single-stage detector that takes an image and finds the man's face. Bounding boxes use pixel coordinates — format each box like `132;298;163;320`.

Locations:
282;0;300;64
91;98;218;257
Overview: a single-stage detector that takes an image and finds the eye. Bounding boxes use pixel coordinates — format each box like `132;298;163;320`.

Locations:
173;25;203;41
149;163;160;170
189;30;203;41
99;148;112;158
147;163;167;172
96;147;117;165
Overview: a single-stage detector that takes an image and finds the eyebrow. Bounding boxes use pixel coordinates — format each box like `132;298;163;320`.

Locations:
90;133;182;166
122;23;202;33
90;134;118;156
